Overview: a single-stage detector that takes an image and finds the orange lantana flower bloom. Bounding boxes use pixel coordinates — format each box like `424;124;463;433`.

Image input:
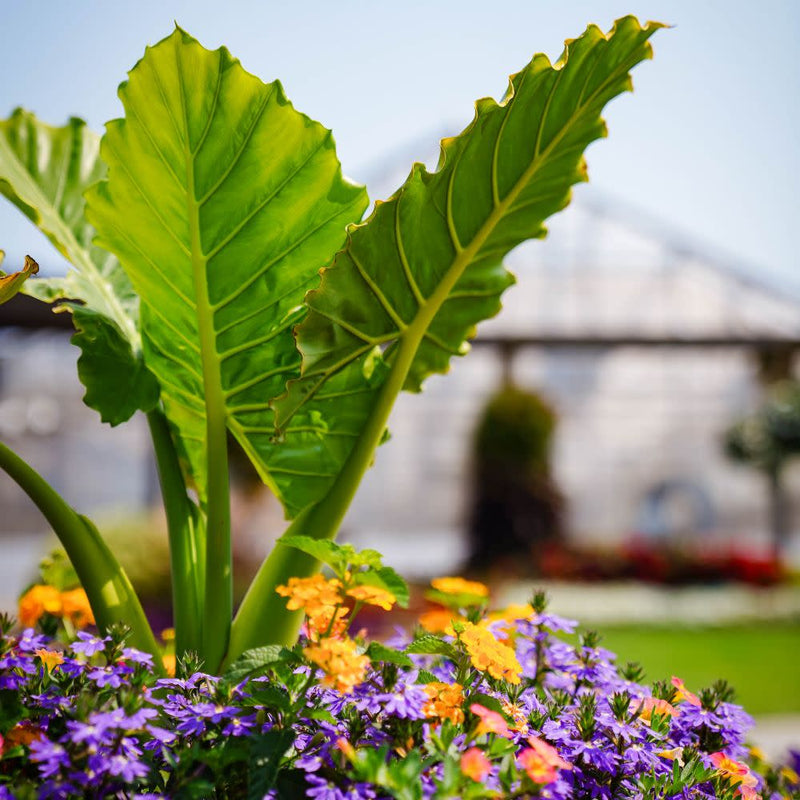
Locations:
18;585;61;628
422;681;465;725
459;621;522;684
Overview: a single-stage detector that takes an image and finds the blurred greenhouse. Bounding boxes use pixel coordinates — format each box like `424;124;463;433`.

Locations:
2;192;800;603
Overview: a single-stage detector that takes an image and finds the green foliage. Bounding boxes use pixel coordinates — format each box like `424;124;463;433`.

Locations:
84;27;368;510
0;18;661;669
0;108;155;425
274;18;661;511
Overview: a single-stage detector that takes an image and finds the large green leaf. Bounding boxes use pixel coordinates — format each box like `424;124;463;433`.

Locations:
0;109;157;424
274;17;661;509
85;27;368;507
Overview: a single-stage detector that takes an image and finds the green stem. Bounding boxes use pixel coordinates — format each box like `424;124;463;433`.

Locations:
0;440;162;667
228;315;432;663
172;44;233;672
147;409;204;656
182;111;231;674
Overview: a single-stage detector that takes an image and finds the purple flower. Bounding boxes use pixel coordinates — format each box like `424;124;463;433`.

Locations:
29;739;70;779
70;631;109;657
121;647;155;667
87;666;123;688
306;773;348;800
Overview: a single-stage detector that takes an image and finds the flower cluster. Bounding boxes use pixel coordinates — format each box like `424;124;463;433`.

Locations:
17;585;94;630
0;544;798;799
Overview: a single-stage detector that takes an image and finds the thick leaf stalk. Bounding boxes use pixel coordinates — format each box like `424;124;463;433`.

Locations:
231;16;662;656
0;441;161;665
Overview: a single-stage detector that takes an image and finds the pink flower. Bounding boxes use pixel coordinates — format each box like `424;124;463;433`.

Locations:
470;703;511;738
460;747;491;782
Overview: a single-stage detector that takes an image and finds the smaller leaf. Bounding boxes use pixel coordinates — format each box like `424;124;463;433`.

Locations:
303;708;336;723
245;685;292;713
223;645;287;684
70;306;160;426
415;669;438;684
425;588;487;610
354;567;410;609
405;635;458;659
247;728;295;800
366;642;413;668
277;535;347;573
0;254;38;305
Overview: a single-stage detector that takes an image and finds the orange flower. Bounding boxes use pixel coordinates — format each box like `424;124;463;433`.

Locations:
418;606;461;634
431;577;489;599
518;736;570;784
671;676;701;707
162;653;176;677
276;574;343;617
336;737;356;761
4;721;42;749
470;703;511;738
18;585;61;627
60;588;95;629
422;681;465;725
306;605;350;640
459;622;522;684
346;584;396;611
34;649;64;672
461;747;492;782
303;636;369;694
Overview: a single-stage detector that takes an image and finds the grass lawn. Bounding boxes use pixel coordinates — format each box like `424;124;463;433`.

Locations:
582;622;800;715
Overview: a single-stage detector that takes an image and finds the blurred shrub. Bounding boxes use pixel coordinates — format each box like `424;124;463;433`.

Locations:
466;384;564;575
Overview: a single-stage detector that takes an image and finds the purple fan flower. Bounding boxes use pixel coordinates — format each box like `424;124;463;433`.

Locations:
70;631;109;657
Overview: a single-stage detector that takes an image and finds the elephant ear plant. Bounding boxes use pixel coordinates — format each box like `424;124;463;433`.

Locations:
0;18;661;674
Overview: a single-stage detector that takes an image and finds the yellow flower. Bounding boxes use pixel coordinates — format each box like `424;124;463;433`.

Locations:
161;628;176;642
18;585;62;628
162;653;176;677
431;577;489;599
34;649;64;672
780;765;800;784
422;681;465;725
276;574;343;617
60;588;95;629
459;622;522;684
346;584;396;611
303;636;369;694
460;747;491;782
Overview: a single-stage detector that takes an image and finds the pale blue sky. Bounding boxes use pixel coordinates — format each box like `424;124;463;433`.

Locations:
1;1;798;289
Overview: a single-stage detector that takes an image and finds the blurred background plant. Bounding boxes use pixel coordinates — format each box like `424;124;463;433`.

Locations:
725;380;800;560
